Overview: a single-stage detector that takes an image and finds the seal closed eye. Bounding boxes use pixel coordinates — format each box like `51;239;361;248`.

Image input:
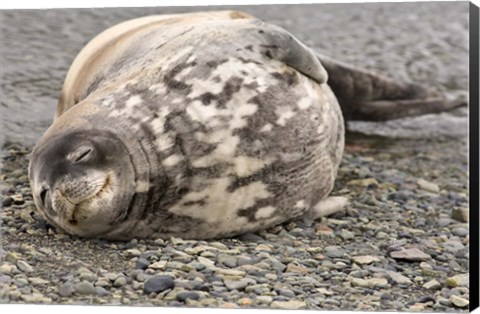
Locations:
29;10;466;240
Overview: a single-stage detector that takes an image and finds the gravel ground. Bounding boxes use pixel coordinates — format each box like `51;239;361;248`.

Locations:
0;1;470;312
0;133;470;311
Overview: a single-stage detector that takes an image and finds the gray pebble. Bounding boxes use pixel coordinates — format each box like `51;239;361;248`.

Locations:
442;241;465;253
423;279;441;290
0;263;19;275
75;281;97;295
189;261;206;271
136;273;149;282
271;300;307;309
266;257;287;272
277;289;295;298
2;197;13;207
451;207;468;223
176;291;200;302
14;277;29;287
224;278;256;291
16;260;34;273
0;275;13;285
237;256;256;266
417;295;435;303
451;227;468;237
143;276;175;294
325;298;341;306
79;272;98;282
450;294;469;308
433;303;448;311
446;274;469;287
324;246;345;258
417;178;440;193
340;229;355;240
239;233;264;242
438;218;453;227
218;254;238;268
256;295;273;304
438;297;453;306
58;282;75;297
96;287;109;296
130;269;143;279
95;279;110;287
125;248;142;256
105;272;122;281
273;295;291;302
349;270;370;278
387;271;411;285
113;276;127;287
135;258;150;270
390;248;431;261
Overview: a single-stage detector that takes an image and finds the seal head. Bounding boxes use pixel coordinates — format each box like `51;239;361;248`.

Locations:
28;129;136;237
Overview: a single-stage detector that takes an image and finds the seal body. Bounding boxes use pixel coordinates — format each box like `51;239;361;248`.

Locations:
29;11;344;240
29;10;465;240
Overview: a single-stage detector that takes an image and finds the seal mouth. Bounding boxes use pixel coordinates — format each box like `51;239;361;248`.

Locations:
66;174;112;225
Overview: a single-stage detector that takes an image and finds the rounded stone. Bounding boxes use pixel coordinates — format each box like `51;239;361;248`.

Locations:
135;258;150;270
0;263;18;275
278;289;295;298
271;300;307;309
95;279;111;287
14;277;29;287
218;255;238;268
256;295;273;305
79;272;98;282
96;287;110;296
113;276;127;287
16;260;34;273
2;197;14;207
58;282;76;297
237;256;256;266
446;274;469;288
323;246;345;258
451;227;468;237
451;207;468;222
176;291;200;302
75;281;97;295
143;276;175;294
450;295;469;308
224;278;256;291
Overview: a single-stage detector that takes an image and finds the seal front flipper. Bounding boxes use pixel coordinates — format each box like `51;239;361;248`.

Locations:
316;54;467;121
307;196;349;220
241;20;328;84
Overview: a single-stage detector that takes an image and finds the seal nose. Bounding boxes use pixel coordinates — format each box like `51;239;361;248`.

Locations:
39;185;49;208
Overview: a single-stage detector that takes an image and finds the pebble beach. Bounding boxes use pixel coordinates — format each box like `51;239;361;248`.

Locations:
0;2;470;312
0;134;470;311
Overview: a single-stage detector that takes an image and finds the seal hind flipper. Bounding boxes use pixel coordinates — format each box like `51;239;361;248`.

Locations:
349;96;466;122
317;54;467;121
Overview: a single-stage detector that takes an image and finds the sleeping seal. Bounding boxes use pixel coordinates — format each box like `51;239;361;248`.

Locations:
28;11;465;240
